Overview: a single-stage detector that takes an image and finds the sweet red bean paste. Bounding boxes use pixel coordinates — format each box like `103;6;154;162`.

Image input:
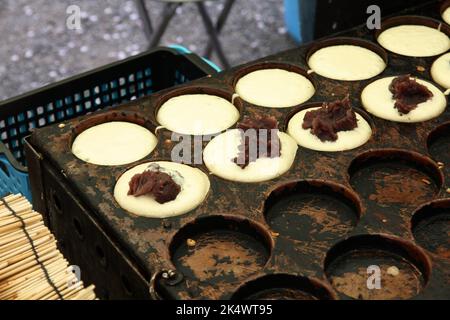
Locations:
302;97;358;142
234;114;281;169
389;75;433;115
128;169;181;204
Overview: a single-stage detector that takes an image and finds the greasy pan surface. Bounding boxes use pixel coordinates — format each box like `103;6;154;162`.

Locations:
30;1;449;299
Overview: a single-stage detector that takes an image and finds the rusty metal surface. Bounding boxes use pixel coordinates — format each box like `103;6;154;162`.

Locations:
28;2;450;300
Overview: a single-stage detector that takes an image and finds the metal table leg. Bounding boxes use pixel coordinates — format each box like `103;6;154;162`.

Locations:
203;0;235;59
196;2;230;68
149;3;181;48
135;0;232;67
135;0;153;40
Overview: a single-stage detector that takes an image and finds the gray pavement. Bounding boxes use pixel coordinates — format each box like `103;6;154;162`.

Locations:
0;0;296;100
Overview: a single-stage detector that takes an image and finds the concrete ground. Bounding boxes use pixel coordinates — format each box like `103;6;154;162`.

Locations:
0;0;296;100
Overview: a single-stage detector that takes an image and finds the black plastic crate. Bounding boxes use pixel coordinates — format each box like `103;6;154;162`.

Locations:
0;46;219;200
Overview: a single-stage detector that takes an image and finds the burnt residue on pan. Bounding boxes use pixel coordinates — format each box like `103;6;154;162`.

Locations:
427;122;450;181
324;234;431;300
28;1;450;300
349;149;443;208
264;180;361;242
231;274;337;300
169;215;272;285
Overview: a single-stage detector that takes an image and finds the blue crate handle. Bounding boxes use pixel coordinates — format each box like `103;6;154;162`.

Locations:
170;44;222;72
0;146;31;200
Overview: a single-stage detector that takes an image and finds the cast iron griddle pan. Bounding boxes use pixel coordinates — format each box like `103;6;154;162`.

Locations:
29;1;450;299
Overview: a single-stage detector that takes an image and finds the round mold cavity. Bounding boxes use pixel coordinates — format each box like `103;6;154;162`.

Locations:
264;180;361;242
306;37;388;81
231;274;336;300
427;122;450;165
283;101;375;152
440;0;450;24
232;62;315;88
169;215;273;284
71;110;156;139
71;111;157;166
349;150;443;207
113;161;210;219
431;52;450;90
324;234;431;300
231;62;316;108
412;199;450;259
360;75;448;124
154;86;243;135
375;15;450;57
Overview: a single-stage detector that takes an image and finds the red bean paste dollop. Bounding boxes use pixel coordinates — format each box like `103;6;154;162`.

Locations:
234;115;281;169
389;75;433;115
128;169;181;204
302;97;358;142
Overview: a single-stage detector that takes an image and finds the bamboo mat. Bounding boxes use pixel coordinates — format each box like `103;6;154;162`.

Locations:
0;194;97;300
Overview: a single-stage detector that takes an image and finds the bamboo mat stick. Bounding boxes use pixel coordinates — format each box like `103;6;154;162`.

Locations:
0;255;61;287
0;204;33;217
54;281;86;300
0;212;41;227
0;216;43;234
0;231;51;256
0;241;57;268
0;250;61;280
0;235;54;261
0;243;58;272
0;259;66;298
0;259;61;296
1;262;67;300
0;222;45;244
0;261;63;298
0;225;48;246
0;195;97;300
19;269;73;300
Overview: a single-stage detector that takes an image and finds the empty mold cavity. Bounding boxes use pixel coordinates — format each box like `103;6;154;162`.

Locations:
306;37;388;81
324;234;431;300
170;215;272;284
427;122;450;165
154;86;242;135
71;111;157;166
412;199;450;259
442;1;450;25
349;150;443;207
264;181;361;242
232;274;336;300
